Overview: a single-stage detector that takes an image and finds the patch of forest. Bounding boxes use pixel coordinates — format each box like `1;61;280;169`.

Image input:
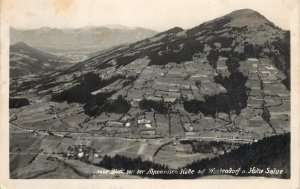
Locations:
50;72;131;116
9;98;30;108
147;39;204;66
51;72;123;104
84;95;130;116
94;133;290;179
183;56;250;116
139;99;170;114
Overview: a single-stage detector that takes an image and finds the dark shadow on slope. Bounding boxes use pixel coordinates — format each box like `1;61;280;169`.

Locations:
115;55;140;68
184;133;290;179
139;99;170;114
51;72;123;104
148;39;204;66
11;74;55;95
9;98;30;108
183;57;249;116
183;94;231;116
271;33;290;90
84;95;130;117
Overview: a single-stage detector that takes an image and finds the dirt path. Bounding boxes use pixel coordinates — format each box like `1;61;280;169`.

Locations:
137;143;147;155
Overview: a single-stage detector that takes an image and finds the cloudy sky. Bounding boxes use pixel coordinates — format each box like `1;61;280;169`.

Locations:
1;0;295;31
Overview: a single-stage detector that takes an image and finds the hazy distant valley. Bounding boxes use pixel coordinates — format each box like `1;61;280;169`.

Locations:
10;26;157;63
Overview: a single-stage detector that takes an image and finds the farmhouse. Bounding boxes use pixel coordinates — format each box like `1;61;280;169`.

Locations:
106;121;124;127
138;119;151;124
140;130;156;135
145;96;162;102
247;58;259;62
164;97;177;103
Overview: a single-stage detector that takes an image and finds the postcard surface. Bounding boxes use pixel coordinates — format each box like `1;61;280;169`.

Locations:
0;0;299;188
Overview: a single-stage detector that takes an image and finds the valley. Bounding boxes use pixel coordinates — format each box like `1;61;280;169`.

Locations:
9;9;290;179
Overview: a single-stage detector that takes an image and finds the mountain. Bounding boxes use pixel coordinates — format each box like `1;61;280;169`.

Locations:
9;42;70;77
10;26;158;62
9;9;290;178
10;7;291;138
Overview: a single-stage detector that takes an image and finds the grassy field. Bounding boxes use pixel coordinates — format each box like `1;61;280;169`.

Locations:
153;142;215;169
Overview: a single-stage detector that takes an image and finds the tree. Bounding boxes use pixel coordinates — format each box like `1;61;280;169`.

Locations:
207;49;219;69
244;43;255;58
226;56;240;74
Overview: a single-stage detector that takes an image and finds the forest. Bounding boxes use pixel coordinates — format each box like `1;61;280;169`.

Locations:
95;133;290;179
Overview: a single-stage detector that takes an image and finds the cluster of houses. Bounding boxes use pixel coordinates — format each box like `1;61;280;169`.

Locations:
65;144;98;160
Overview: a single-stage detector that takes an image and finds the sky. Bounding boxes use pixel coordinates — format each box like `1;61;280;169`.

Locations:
1;0;296;31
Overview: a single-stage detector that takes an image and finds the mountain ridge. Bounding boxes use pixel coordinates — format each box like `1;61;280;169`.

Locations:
10;42;70;77
10;26;158;53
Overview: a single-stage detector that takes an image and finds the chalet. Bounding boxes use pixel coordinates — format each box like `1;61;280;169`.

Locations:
182;84;191;89
168;88;180;92
265;65;276;70
164;97;177;103
218;113;229;121
252;63;258;68
185;132;196;136
262;80;272;84
145;96;162;102
106;121;124;127
218;85;227;93
247;58;259;62
191;74;208;78
186;94;195;101
78;152;84;158
121;115;131;122
140;130;156;135
138;119;151;125
216;65;227;70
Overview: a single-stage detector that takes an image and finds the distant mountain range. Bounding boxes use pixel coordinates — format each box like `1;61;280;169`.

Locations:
10;42;70;77
10;26;157;55
10;26;157;77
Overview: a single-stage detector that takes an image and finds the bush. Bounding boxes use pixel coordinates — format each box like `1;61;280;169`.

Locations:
207;49;219;69
9;98;29;108
139;99;169;114
226;56;240;73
